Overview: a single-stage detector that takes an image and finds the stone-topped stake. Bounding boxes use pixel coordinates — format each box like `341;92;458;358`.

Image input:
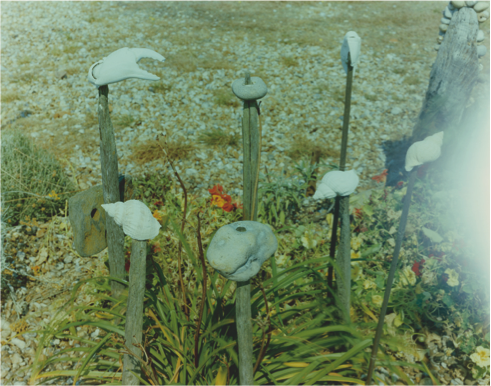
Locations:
232;71;268;386
207;221;278;282
102;199;160;386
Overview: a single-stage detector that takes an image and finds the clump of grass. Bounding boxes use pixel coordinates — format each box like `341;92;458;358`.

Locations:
403;75;421;86
213;88;238;107
364;93;377;102
1;129;77;226
392;68;407;75
1;91;20;104
63;45;79;54
197;127;240;148
114;114;137;128
285;135;340;163
128;137;196;166
152;81;173;94
280;56;298;67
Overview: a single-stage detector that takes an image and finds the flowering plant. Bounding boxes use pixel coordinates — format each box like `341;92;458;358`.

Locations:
208;184;242;213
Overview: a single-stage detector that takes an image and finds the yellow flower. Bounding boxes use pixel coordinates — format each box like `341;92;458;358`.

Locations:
351;235;363;250
275;254;288;267
48;190;60;200
372;295;383;307
351;250;361;260
445;268;459;287
351;263;362;281
470;346;490;368
400;266;416;286
363;280;376;290
211;195;225;208
301;232;317;249
152;210;163;222
326;213;333;228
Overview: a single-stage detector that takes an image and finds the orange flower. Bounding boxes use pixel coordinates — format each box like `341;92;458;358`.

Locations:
153;210;163;222
372;169;388;183
152;242;162;253
208;185;241;212
354;207;363;219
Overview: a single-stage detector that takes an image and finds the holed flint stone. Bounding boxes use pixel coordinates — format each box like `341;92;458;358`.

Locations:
206;221;278;282
69;175;134;257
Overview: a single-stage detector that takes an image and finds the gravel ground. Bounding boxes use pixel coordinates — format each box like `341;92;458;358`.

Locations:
1;1;489;385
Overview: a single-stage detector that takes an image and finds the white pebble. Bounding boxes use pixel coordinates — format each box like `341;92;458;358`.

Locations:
443;6;454;18
474;1;490;12
477;29;484;42
450;1;466;9
477;45;487;57
10;338;27;350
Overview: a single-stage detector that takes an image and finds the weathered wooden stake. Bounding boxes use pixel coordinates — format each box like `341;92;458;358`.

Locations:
122;239;147;385
328;54;353;323
98;85;125;299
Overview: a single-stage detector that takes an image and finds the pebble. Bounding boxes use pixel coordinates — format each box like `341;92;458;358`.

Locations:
451;0;465;9
474;2;489;13
11;338;27;350
391;106;403;115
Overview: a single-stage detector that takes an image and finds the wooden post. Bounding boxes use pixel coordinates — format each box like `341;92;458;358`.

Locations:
123;239;147;385
236;72;260;386
411;7;480;161
328;54;353;323
98;85;125;298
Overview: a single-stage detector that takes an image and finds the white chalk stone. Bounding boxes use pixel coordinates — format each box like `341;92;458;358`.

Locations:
477;29;484;42
10;338;26;350
478;9;489;22
443;6;454;18
441;17;451;24
477;44;487;57
439;23;449;32
450;1;466;8
474;2;490;12
466;1;478;7
206;221;278;281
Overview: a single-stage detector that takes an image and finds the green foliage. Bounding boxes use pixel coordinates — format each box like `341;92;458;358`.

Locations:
1;130;76;226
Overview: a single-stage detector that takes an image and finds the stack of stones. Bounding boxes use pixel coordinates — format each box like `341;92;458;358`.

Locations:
436;1;489;68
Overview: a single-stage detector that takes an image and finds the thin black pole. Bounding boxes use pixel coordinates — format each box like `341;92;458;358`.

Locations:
365;168;417;385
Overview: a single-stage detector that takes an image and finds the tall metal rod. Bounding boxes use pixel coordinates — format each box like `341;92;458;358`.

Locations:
365;168;417;385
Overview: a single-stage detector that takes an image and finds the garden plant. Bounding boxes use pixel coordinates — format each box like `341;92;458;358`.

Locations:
1;2;489;386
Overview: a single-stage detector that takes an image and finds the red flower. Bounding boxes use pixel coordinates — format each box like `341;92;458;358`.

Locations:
208;184;224;196
411;259;425;276
125;260;131;273
372;169;388;183
154;201;164;207
396;181;404;188
208;185;240;213
354;208;363;219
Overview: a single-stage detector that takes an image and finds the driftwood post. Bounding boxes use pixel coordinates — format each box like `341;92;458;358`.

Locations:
122;240;147;385
98;85;126;298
